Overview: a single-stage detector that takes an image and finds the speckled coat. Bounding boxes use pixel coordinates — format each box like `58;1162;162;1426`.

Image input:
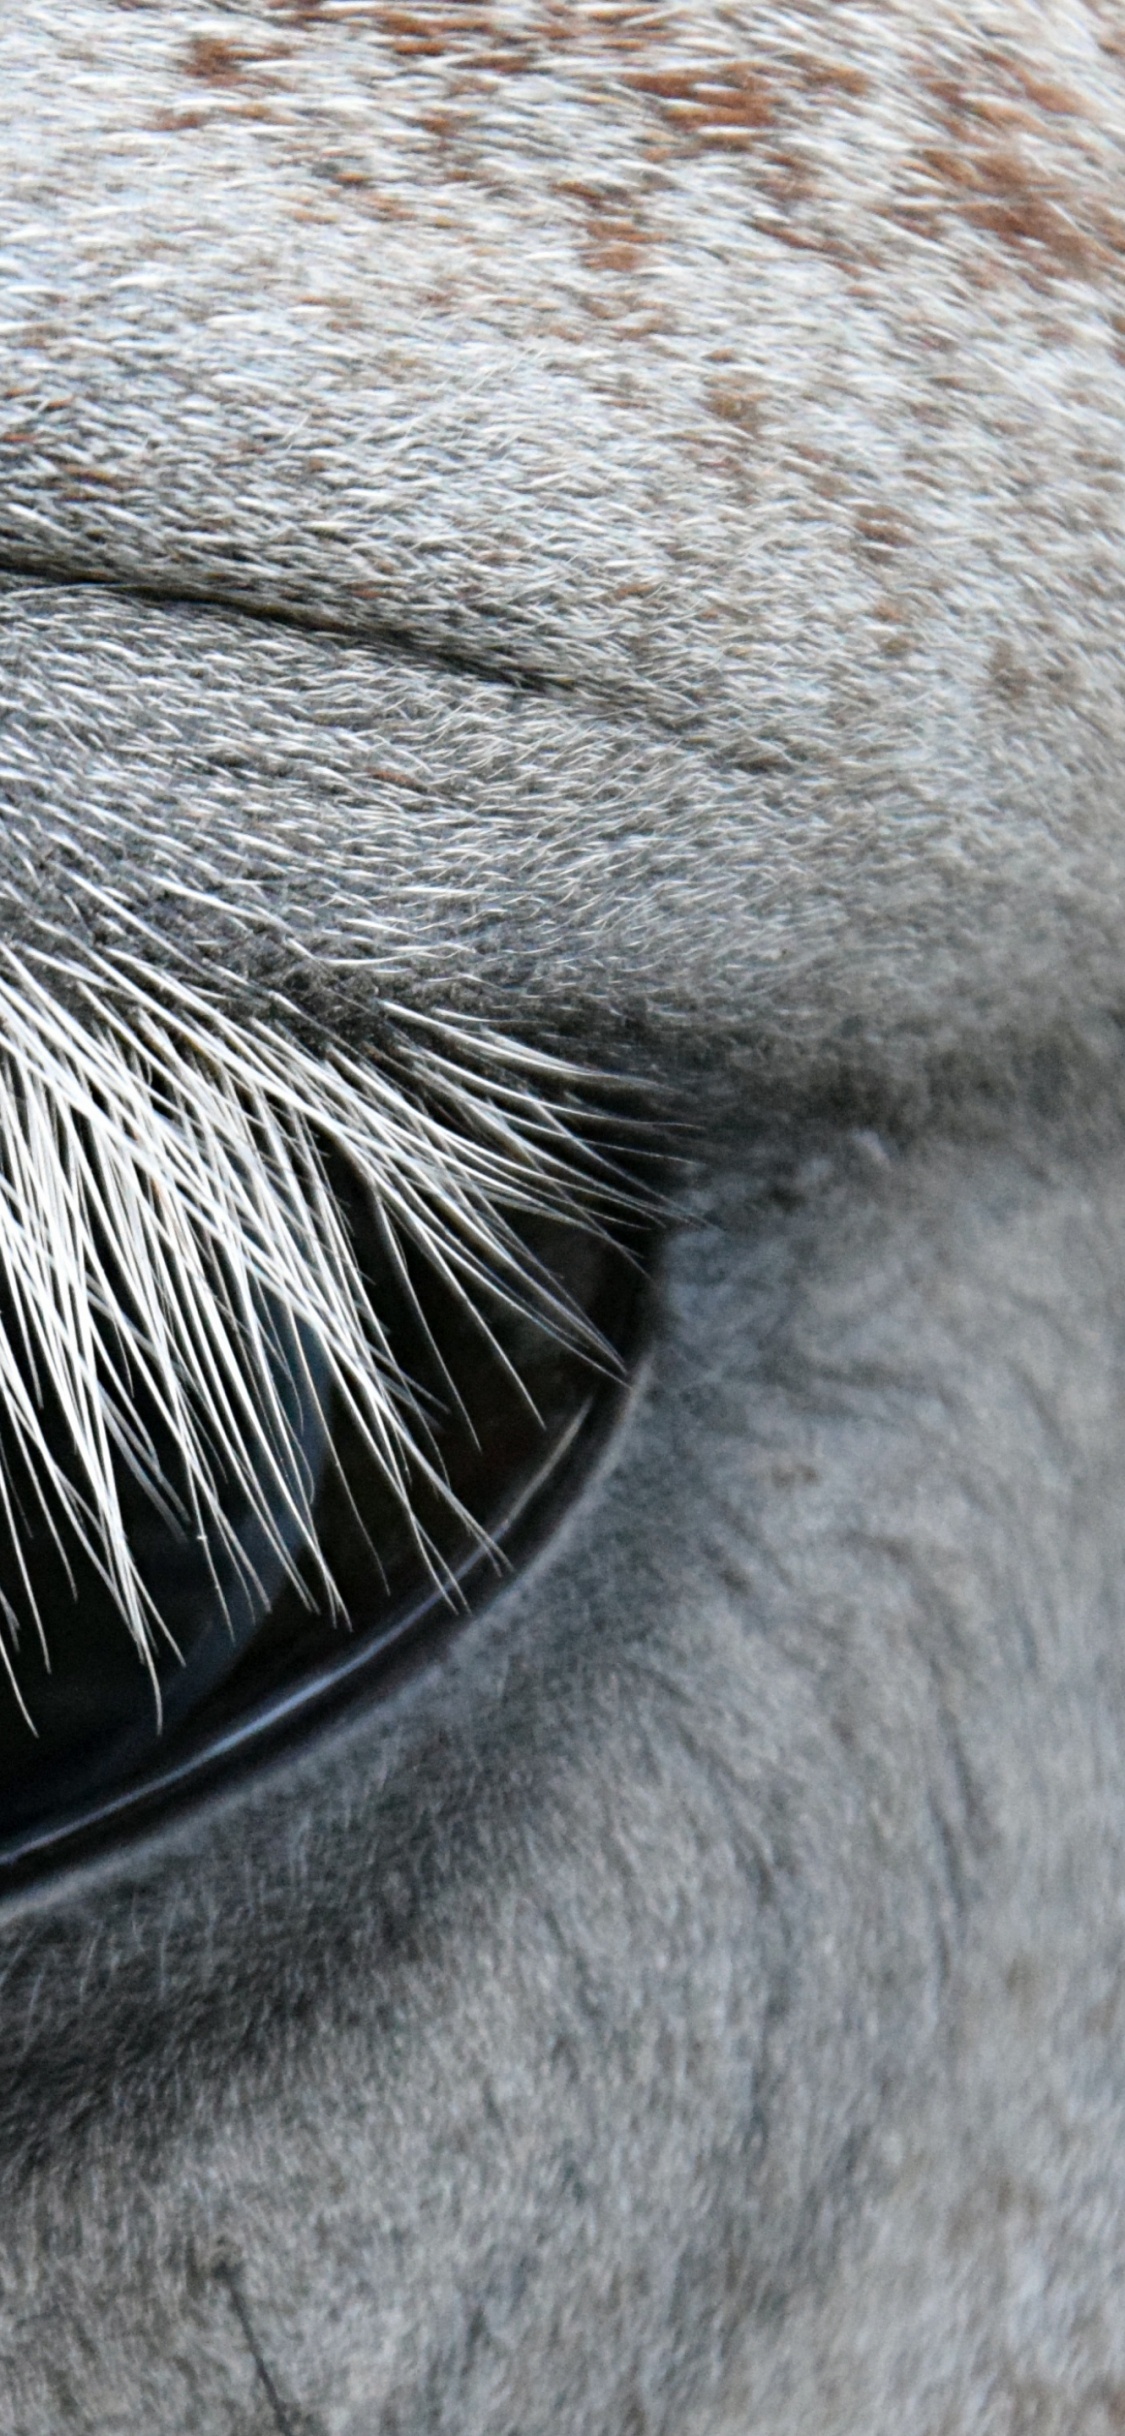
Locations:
2;6;1125;2432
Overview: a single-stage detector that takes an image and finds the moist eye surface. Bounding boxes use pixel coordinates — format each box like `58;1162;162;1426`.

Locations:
0;991;652;1885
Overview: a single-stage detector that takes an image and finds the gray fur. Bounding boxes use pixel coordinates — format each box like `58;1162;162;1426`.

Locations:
4;0;1125;1093
1;3;1125;2430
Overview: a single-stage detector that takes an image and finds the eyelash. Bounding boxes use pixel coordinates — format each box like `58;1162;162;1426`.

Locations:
0;937;640;1721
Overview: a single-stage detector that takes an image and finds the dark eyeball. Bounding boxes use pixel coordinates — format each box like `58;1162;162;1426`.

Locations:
0;1173;651;1884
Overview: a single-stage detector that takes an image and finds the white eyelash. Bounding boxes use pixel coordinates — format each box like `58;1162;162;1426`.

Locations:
0;944;630;1721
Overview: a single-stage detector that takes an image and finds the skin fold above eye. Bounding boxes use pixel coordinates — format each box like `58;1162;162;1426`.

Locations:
1;5;1124;1097
1;7;1125;2436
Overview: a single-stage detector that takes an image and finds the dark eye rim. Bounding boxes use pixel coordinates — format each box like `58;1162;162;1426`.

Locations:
0;1235;656;1905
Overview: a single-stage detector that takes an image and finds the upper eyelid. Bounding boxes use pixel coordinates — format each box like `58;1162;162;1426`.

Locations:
0;785;650;1864
5;0;1123;1112
0;574;770;1077
1;581;670;1712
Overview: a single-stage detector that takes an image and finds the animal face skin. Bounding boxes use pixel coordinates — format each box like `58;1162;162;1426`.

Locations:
2;4;1125;2429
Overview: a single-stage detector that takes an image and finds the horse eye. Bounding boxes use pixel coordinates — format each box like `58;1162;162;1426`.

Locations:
0;1019;653;1887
